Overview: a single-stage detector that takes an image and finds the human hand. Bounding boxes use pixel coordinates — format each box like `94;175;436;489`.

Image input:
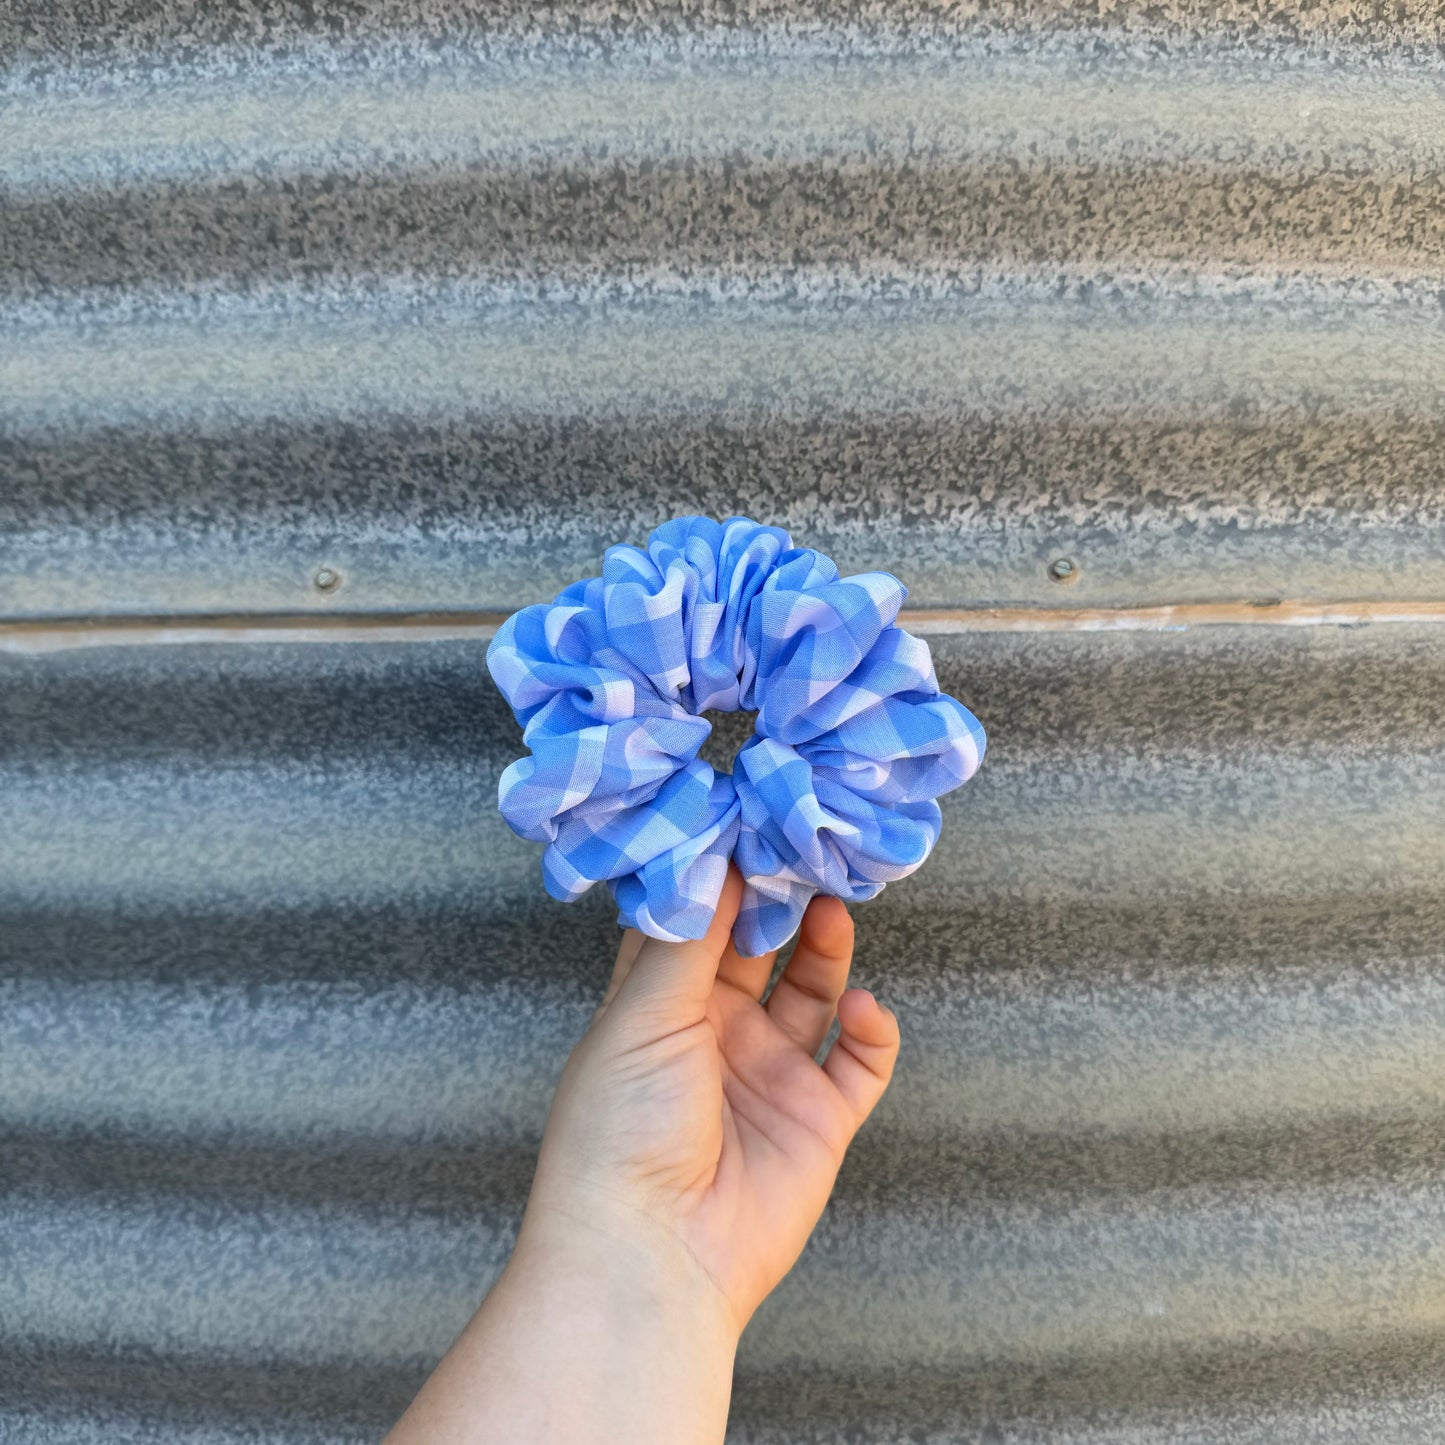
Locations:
521;864;902;1337
384;867;901;1445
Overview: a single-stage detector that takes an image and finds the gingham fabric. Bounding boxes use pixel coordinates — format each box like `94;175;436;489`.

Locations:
487;515;986;956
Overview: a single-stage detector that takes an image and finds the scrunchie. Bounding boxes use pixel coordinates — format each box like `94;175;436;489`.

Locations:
487;515;986;957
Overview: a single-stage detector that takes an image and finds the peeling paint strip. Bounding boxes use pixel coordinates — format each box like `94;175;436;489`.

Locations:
5;600;1445;656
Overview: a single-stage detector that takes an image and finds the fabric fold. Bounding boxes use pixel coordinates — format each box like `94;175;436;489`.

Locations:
487;514;986;955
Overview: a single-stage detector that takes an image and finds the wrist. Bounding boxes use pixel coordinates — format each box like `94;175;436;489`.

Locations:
447;1197;738;1444
386;1197;739;1445
510;1192;743;1351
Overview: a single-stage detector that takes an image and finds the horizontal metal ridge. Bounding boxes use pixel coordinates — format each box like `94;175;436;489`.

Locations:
9;0;1445;79
8;46;1444;193
6;600;1445;654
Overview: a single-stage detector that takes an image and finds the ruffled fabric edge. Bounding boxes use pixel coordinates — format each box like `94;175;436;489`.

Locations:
487;515;985;955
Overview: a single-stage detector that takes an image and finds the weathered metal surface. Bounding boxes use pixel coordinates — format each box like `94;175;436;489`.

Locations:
6;626;1445;1441
4;1;1445;1441
7;14;1445;619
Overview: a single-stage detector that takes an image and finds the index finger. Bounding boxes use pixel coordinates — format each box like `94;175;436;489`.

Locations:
612;866;745;1021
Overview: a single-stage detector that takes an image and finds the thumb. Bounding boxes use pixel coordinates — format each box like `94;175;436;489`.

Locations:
612;866;745;1021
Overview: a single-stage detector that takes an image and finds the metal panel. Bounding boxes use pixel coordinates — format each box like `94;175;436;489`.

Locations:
4;4;1445;1442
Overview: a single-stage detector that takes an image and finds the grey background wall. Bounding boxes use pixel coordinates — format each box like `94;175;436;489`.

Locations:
5;3;1445;1441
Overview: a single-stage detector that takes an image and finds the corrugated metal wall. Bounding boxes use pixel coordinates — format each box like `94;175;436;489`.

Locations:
5;3;1445;1441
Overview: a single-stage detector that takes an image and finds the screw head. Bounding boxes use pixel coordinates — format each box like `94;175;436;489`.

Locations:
313;566;341;592
1048;557;1078;583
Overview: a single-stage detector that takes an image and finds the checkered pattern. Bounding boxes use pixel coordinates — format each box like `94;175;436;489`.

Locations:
487;515;986;956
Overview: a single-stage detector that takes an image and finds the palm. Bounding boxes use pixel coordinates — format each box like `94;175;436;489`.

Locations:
570;874;900;1326
697;982;856;1303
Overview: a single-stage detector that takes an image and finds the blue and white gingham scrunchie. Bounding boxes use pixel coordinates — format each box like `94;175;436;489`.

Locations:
487;515;986;956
